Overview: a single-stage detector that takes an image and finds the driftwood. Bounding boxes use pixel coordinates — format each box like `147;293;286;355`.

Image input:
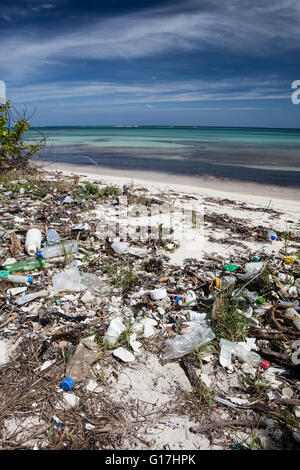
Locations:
10;232;22;257
250;327;299;341
258;348;300;371
274;398;300;406
180;357;204;389
190;419;260;434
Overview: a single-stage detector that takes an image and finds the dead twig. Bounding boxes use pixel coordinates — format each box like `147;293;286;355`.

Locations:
190;418;261;434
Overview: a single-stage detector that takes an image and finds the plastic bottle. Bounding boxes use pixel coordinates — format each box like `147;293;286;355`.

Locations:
0;271;33;284
60;338;101;391
219;339;269;369
15;289;49;305
0;258;45;274
234;343;269;369
267;230;277;241
37;240;78;259
46;228;60;246
25;228;42;256
111;241;129;254
162;326;215;361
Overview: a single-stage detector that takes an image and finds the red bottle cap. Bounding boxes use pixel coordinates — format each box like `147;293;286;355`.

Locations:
260;360;270;370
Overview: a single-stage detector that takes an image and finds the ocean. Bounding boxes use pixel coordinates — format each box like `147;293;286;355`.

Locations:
26;126;300;188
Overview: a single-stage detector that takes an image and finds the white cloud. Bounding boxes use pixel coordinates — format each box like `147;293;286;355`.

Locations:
7;77;290;107
1;1;300;81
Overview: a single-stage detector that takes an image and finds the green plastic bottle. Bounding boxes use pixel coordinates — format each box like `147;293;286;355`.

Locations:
0;258;46;274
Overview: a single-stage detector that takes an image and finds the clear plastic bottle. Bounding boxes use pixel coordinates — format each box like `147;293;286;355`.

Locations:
234;344;270;369
111;241;129;254
162;327;215;361
267;230;277;241
37;240;78;259
15;289;49;305
60;338;101;390
0;271;33;284
220;339;269;369
46;228;60;245
0;258;45;274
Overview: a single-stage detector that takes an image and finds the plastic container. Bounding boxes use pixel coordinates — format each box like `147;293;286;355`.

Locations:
267;230;277;241
234;343;269;369
0;271;33;284
0;258;45;274
60;338;101;390
15;289;49;305
162;326;215;361
219;338;269;369
37;240;78;259
46;228;60;246
111;242;129;255
25;228;42;256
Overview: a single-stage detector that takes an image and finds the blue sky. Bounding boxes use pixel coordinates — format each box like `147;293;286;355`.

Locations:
0;0;300;127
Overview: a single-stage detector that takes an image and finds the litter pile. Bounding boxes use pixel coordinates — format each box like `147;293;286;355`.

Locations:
0;168;299;450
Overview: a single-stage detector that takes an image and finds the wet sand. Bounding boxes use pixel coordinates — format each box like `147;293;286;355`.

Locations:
36;159;300;206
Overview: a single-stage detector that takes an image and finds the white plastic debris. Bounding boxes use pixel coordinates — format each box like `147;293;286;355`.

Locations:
157;307;166;315
86;379;103;393
8;286;27;296
150;287;167;301
186;310;207;322
185;290;197;304
112;347;135;362
111;241;129;254
104;317;126;346
15;289;49;306
129;333;142;354
62;196;74;204
40;360;56;371
52;266;82;293
81;290;96;305
237;262;264;280
57;393;80;410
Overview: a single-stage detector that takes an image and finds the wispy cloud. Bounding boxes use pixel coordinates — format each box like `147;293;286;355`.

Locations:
8;78;290;106
1;0;300;81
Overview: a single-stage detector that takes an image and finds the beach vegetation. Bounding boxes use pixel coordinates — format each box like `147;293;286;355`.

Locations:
239;372;271;399
211;292;251;344
0;101;46;170
101;259;138;291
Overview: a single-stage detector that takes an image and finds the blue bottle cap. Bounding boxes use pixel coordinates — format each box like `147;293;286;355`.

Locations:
36;251;43;259
60;377;74;391
27;277;33;283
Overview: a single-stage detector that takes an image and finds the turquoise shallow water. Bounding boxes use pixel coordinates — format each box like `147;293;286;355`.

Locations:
25;126;300;187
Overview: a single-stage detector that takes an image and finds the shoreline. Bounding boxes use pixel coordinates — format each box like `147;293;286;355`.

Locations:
36;160;300;210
